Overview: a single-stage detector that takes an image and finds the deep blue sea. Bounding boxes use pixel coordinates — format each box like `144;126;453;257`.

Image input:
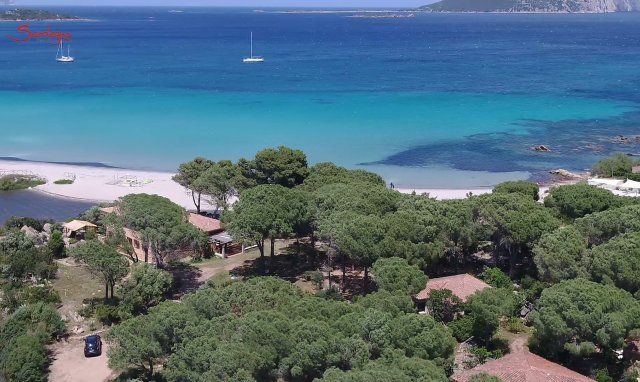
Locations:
2;6;640;189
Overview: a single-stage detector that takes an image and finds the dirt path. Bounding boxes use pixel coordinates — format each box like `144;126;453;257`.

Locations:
49;335;115;382
196;251;260;282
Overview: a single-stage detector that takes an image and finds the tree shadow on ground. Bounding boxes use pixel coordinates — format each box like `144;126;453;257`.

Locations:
166;261;203;299
233;241;325;282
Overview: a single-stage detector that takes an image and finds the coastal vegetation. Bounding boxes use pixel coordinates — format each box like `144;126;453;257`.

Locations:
0;9;79;21
420;0;640;13
0;174;46;191
0;229;65;382
4;151;640;381
593;153;640;180
53;179;74;185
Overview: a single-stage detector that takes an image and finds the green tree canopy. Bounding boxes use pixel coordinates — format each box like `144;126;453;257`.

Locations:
355;290;416;316
533;226;588;283
47;230;66;259
315;351;449;382
116;194;208;264
462;288;521;343
493;180;540;201
172;157;214;213
108;277;456;381
224;184;313;258
0;302;65;348
119;263;173;314
593;153;639;178
237;146;309;189
0;335;48;382
107;314;165;381
475;193;560;275
544;183;629;219
301;162;385;192
0;231;57;281
318;211;386;290
371;257;427;296
194;160;238;213
71;240;129;300
313;182;400;219
585;232;640;295
531;279;640;359
575;204;640;245
378;210;447;270
480;267;513;289
427;289;463;324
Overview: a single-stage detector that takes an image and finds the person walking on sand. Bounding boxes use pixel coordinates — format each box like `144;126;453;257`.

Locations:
390;182;395;189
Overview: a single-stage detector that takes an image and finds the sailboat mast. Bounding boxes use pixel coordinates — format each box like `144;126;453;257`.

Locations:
250;32;253;58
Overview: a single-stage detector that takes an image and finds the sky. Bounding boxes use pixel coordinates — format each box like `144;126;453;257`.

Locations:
20;0;428;6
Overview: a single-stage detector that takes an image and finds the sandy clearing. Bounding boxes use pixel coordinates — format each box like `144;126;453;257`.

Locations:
49;336;114;382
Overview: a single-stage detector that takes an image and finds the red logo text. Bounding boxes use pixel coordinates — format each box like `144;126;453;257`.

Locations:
7;24;72;44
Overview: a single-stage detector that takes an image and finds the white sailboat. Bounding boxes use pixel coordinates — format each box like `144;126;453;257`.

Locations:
56;40;74;63
243;32;264;63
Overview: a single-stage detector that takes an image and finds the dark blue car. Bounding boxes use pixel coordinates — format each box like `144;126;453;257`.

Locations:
84;335;102;357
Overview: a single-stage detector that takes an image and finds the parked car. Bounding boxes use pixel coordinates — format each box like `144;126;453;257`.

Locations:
84;334;102;357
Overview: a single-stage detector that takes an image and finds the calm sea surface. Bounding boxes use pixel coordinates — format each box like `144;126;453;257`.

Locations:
0;190;92;223
1;7;640;189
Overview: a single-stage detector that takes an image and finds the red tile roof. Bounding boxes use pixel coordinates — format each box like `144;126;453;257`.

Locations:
188;213;222;234
415;274;491;302
452;350;594;382
99;206;117;214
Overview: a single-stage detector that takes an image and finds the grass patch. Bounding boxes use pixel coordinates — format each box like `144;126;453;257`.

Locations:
51;262;104;319
53;179;74;185
0;174;46;191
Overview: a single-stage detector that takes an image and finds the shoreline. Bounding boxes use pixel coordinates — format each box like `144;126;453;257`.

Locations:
0;18;97;22
0;158;215;210
0;158;580;206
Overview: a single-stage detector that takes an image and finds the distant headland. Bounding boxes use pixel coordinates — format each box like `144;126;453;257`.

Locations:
0;8;85;22
420;0;640;13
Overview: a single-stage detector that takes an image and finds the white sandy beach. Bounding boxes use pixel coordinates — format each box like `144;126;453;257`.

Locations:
0;159;216;210
1;159;570;207
396;186;556;200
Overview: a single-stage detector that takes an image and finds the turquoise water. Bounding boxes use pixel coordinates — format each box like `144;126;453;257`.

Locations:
0;89;632;186
2;8;640;187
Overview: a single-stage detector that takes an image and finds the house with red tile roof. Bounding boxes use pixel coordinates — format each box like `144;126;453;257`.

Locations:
415;273;491;303
188;213;223;235
452;348;594;382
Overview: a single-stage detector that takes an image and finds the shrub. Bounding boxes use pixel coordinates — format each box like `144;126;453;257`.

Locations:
303;271;324;291
449;315;474;341
493;181;539;201
595;368;614;382
119;264;173;315
0;302;65;346
0;174;46;191
95;304;126;325
0;335;48;382
505;317;526;333
593;153;638;178
480;268;513;289
544;183;625;219
47;230;66;259
371;257;427;296
53;179;74;185
4;217;48;232
316;287;343;301
1;284;62;312
470;346;504;364
427;289;463;323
